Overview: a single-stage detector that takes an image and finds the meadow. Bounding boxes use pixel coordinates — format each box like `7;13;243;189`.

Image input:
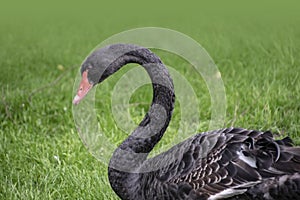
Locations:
0;1;299;199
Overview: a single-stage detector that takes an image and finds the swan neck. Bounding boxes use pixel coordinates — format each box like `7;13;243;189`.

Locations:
105;45;175;199
114;48;175;154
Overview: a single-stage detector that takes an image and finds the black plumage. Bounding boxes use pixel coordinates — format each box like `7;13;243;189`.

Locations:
74;43;300;200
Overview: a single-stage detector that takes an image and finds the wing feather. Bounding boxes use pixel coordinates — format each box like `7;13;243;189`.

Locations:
158;127;300;199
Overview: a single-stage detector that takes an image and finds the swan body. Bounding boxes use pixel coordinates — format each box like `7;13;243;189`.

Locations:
73;44;300;200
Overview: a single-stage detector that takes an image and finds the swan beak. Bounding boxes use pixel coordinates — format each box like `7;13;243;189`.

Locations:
73;71;93;105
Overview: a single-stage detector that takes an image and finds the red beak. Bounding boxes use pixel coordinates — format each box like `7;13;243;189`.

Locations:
73;71;93;105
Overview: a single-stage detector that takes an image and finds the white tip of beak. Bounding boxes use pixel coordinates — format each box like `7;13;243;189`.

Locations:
73;95;81;105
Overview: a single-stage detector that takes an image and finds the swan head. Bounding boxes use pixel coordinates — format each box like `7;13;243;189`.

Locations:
73;44;152;105
73;52;116;105
73;46;115;105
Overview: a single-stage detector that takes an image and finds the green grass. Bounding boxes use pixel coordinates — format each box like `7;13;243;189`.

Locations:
1;1;300;199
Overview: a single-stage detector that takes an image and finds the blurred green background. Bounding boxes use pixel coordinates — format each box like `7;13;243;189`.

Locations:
1;0;299;87
1;0;299;199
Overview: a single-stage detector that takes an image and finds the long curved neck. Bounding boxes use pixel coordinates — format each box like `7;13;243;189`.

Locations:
99;44;174;199
102;45;175;155
116;50;175;154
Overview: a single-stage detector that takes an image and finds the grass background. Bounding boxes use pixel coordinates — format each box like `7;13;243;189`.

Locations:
1;0;300;199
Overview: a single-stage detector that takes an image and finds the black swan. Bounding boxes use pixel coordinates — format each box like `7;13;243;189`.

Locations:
73;44;300;200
